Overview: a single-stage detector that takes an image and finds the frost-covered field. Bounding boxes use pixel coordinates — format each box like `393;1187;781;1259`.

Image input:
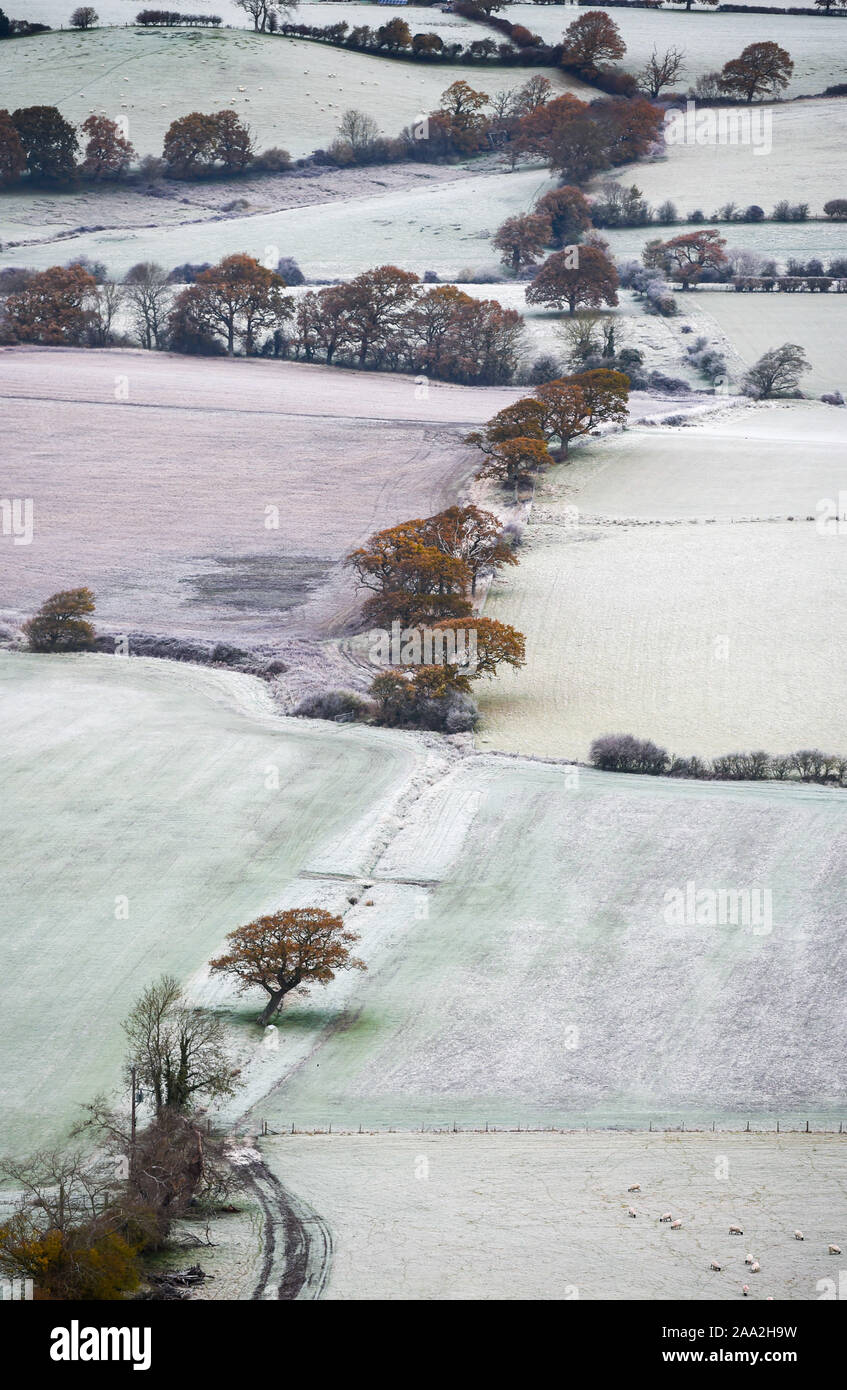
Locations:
0;164;558;280
0;652;422;1151
0;347;523;650
616;100;847;220
478;401;847;761
250;749;847;1131
691;294;847;395
0;27;589;161
502;3;845;95
263;1132;847;1300
3;654;846;1156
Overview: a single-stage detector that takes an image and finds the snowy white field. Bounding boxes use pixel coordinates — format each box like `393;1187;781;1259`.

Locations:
0;347;524;649
478;400;847;761
690;293;847;395
263;1131;847;1300
0;27;590;161
0;651;424;1152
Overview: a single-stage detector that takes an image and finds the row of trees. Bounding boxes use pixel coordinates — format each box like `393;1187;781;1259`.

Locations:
590;735;847;784
466;369;630;495
0;254;528;383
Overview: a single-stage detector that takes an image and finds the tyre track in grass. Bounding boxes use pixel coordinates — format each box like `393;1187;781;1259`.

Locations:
242;1154;333;1301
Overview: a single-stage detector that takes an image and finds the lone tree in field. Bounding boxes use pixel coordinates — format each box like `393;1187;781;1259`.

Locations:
742;343;810;399
80;115;135;181
493;212;552;273
123;975;236;1113
526;244;619;315
638;46;686;99
823;199;847;220
560;10;626;68
12;105;78;182
23;587;96;651
210;908;366;1026
70;6;98;27
644;228;727;287
719;42;794;103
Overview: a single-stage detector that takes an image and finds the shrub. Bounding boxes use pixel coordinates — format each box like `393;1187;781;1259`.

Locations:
294;689;371;722
276;256;304;286
253;146;291;173
589;734;670;775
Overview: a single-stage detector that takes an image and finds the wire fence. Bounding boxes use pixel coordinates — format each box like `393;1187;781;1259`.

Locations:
254;1118;847;1138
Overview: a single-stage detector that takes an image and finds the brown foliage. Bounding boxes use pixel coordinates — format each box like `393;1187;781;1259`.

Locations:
210;908;366;1025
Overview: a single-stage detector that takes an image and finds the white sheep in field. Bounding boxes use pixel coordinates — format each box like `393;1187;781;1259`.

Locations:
627;1183;640;1193
751;1260;761;1273
670;1219;682;1230
659;1212;672;1223
745;1253;755;1265
710;1261;722;1272
628;1206;638;1218
829;1244;842;1255
794;1230;804;1241
742;1284;750;1296
729;1223;743;1236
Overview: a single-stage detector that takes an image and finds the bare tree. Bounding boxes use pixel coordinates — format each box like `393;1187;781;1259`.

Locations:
123;975;237;1113
124;262;172;350
233;0;296;32
337;108;379;154
742;343;810;398
639;46;686;99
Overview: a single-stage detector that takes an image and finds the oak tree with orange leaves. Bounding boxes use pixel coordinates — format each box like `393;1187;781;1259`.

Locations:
644;228;727;287
171;253;292;355
5;265;97;344
210;908;366;1026
526;243;619;315
535;369;630;459
560;10;626;68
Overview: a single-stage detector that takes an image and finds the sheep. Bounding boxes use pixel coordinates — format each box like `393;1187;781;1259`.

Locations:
729;1223;743;1236
627;1183;640;1193
628;1206;638;1218
742;1284;750;1296
659;1212;673;1223
670;1219;683;1230
751;1260;761;1273
829;1244;842;1255
794;1230;804;1241
745;1253;755;1265
710;1261;722;1272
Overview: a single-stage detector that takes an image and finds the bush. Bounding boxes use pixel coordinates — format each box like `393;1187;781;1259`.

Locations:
253;146;291;173
293;689;371;722
276;256;304;286
589;734;670;775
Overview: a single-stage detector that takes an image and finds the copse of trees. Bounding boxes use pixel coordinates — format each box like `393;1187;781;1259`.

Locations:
347;505;518;628
0;974;242;1300
467;367;630;485
163;110;253;177
169;253;292;356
